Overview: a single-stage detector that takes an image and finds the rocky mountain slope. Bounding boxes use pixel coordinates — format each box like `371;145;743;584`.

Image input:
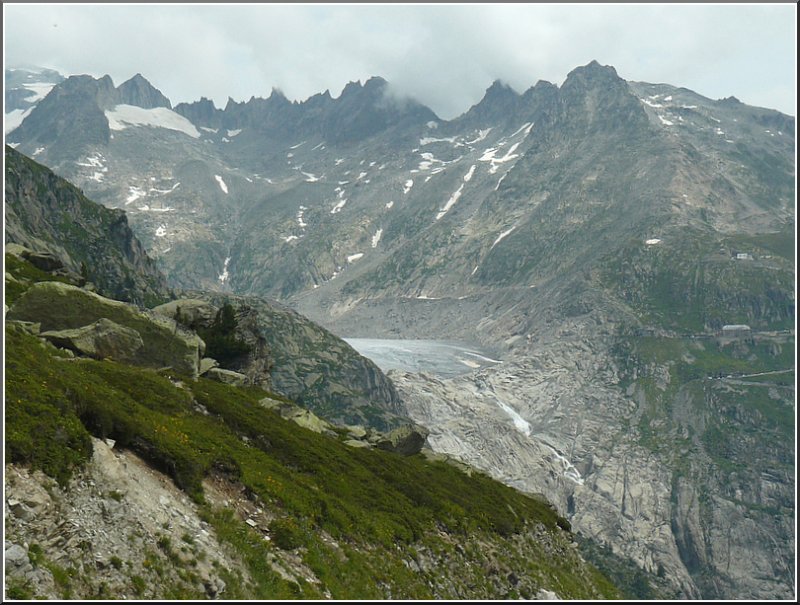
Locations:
4;257;620;600
4;149;407;430
182;291;406;430
393;322;794;599
6;61;795;599
5;145;171;306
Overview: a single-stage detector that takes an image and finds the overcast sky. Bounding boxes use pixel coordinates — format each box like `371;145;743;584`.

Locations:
3;3;796;119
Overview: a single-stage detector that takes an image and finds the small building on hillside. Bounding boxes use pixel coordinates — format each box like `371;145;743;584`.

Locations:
720;324;752;339
735;252;753;261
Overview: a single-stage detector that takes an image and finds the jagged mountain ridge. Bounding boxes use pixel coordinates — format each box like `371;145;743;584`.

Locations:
6;62;792;330
5;61;795;599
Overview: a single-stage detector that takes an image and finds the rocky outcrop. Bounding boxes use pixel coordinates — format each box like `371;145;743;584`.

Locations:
154;298;273;390
152;299;219;329
374;424;430;456
13;247;64;272
188;291;408;431
40;318;145;363
393;322;795;600
4;146;171;306
205;367;248;387
259;398;336;436
4;439;245;599
199;357;219;375
256;398;426;451
8;282;203;376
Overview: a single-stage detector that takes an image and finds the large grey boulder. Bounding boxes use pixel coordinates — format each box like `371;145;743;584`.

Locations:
22;250;65;272
258;397;335;435
205;367;248;387
374;424;430;456
8;282;204;377
4;543;29;569
152;299;219;329
40;318;144;363
199;357;220;376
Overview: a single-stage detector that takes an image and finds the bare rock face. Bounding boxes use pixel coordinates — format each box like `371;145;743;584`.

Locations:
392;324;795;600
41;318;145;363
189;291;408;431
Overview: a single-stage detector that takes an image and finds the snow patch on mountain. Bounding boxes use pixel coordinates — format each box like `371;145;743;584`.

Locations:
509;122;533;138
214;175;229;194
5;108;33;134
149;182;180;194
490;226;516;249
105;105;201;138
480;142;521;174
218;257;231;284
641;98;664;109
403;180;414;195
76;153;105;168
420;135;458;145
435;184;465;221
19;82;56;103
126;186;146;205
465;128;492;145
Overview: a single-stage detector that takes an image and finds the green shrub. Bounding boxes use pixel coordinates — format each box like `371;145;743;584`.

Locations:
27;543;44;567
6;577;33;600
197;303;252;366
131;575;146;596
268;518;306;550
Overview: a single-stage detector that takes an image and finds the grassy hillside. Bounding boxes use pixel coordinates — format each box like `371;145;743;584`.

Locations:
5;322;620;599
601;225;795;334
